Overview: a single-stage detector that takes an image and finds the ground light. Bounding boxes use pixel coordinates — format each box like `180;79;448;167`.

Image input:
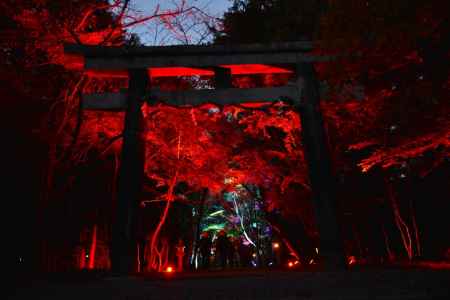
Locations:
348;256;356;265
165;266;174;273
287;260;300;268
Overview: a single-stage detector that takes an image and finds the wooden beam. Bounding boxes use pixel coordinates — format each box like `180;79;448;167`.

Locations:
83;52;328;70
82;93;127;110
82;86;301;110
84;65;293;79
65;41;314;57
150;86;300;106
63;42;334;70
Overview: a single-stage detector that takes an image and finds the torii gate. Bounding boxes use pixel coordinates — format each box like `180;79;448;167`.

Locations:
64;41;346;273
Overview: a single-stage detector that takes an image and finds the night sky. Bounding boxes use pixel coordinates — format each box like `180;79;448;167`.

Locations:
129;0;232;45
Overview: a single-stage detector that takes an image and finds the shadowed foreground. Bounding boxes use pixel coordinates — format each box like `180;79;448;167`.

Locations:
9;268;450;300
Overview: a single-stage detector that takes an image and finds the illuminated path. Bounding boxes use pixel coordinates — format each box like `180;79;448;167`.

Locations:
10;268;450;300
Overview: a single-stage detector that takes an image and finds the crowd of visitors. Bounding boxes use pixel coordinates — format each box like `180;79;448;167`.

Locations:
140;230;282;272
197;230;254;270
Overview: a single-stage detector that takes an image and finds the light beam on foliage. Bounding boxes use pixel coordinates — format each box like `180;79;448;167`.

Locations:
203;224;225;231
209;210;224;217
231;192;255;247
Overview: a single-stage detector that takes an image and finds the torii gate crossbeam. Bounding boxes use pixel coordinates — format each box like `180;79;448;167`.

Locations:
64;41;346;274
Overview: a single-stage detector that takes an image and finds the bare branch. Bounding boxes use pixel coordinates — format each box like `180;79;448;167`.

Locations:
100;0;131;45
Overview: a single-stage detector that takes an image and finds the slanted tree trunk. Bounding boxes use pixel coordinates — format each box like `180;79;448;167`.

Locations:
88;224;97;269
149;171;178;271
161;239;169;271
80;248;86;269
350;222;363;258
385;178;413;260
409;198;421;258
266;211;315;265
381;223;394;262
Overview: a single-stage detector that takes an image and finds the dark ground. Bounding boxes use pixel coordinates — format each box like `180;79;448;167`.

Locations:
8;266;450;300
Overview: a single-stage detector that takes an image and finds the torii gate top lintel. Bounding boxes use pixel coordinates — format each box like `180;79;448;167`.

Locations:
64;40;314;62
64;41;328;109
64;41;323;80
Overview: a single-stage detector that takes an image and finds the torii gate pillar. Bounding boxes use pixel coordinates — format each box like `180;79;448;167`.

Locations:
111;69;148;274
296;63;346;269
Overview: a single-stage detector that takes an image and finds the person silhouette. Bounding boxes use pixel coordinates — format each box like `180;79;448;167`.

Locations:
227;236;238;268
215;230;230;270
198;231;212;269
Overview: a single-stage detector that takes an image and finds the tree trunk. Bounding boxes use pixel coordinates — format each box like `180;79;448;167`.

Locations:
149;171;178;271
266;211;314;264
80;248;86;269
161;240;169;271
381;223;394;262
409;198;421;258
385;178;413;260
88;224;97;269
136;243;141;272
351;223;363;258
191;188;208;268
